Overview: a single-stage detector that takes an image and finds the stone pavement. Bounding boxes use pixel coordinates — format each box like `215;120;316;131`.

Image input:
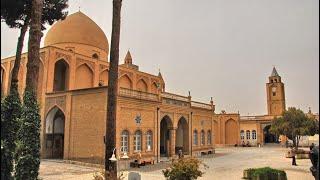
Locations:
39;146;315;180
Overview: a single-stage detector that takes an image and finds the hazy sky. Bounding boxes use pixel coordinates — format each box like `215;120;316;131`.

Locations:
1;0;319;115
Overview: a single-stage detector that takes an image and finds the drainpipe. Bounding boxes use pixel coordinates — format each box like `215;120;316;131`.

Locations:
157;107;160;163
190;111;193;157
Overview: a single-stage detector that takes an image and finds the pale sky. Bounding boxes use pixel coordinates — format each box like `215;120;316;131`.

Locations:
1;0;319;115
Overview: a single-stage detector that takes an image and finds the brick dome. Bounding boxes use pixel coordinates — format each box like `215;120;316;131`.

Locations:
44;11;109;52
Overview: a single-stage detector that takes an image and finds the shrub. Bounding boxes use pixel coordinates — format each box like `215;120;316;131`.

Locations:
243;167;287;180
1;85;22;180
163;158;208;180
14;90;41;180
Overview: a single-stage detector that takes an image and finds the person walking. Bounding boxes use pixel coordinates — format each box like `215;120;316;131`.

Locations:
291;147;297;166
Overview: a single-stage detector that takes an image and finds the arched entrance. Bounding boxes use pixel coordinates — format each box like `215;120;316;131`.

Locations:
53;59;69;91
225;119;238;144
175;117;189;155
160;116;173;157
45;106;65;159
263;125;278;143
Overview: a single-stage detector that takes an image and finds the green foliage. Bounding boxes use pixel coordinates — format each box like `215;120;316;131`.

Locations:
163;158;208;180
15;90;41;180
1;85;22;180
244;167;287;180
1;0;68;29
270;107;319;149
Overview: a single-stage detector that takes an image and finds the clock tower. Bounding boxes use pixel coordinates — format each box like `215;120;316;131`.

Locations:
266;67;286;116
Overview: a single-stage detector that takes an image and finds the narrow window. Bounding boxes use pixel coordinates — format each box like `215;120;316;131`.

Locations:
134;130;142;152
252;130;257;140
201;130;205;145
240;130;245;140
207;130;212;145
121;130;129;153
193;130;198;146
246;130;250;139
146;130;152;151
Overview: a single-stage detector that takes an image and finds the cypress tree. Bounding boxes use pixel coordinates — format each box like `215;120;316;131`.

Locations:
14;90;41;180
1;83;22;180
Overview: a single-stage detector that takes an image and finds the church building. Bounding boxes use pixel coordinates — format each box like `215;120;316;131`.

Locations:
1;11;309;164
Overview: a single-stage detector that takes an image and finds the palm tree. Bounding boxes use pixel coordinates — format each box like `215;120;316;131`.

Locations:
105;0;122;179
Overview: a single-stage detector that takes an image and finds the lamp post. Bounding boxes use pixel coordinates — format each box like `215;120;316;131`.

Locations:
109;148;130;178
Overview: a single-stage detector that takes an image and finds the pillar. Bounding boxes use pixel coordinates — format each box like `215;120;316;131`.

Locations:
170;128;176;157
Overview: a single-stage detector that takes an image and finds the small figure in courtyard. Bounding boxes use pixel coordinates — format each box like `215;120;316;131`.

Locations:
178;149;184;159
285;140;289;148
242;141;245;147
290;147;297;166
246;141;250;147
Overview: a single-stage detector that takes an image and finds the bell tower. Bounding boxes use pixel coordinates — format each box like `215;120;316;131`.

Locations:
266;67;286;116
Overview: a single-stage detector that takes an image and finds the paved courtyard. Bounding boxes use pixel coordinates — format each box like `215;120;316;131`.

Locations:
40;146;315;180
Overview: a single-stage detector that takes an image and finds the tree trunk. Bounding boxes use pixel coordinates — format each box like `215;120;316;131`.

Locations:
105;0;122;179
292;135;296;149
10;22;29;94
296;136;300;150
26;0;43;94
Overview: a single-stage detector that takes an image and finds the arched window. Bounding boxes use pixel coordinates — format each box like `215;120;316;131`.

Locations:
201;130;205;145
193;130;198;146
134;130;142;152
92;53;99;59
207;130;212;145
53;59;69;91
252;130;257;140
240;130;245;140
120;130;129;153
146;130;152;151
246;130;250;139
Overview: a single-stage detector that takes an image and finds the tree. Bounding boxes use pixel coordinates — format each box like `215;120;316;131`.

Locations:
14;91;41;179
0;0;67;179
105;0;122;179
270;107;319;150
1;84;21;180
163;158;208;180
1;0;68;93
14;0;43;178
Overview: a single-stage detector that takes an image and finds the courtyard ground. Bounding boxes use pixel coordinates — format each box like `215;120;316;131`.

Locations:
39;146;314;180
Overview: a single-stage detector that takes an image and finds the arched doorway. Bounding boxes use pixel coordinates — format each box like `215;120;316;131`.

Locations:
263;125;277;143
175;117;189;155
225;119;238;144
45;106;65;159
53;59;69;91
160;116;173;157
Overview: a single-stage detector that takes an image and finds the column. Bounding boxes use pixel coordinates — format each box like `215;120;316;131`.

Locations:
170;128;176;157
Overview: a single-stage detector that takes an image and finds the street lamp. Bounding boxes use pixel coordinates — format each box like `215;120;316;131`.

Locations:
109;148;130;178
109;148;117;161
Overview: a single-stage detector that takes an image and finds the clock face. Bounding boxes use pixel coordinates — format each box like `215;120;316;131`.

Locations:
272;87;276;92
